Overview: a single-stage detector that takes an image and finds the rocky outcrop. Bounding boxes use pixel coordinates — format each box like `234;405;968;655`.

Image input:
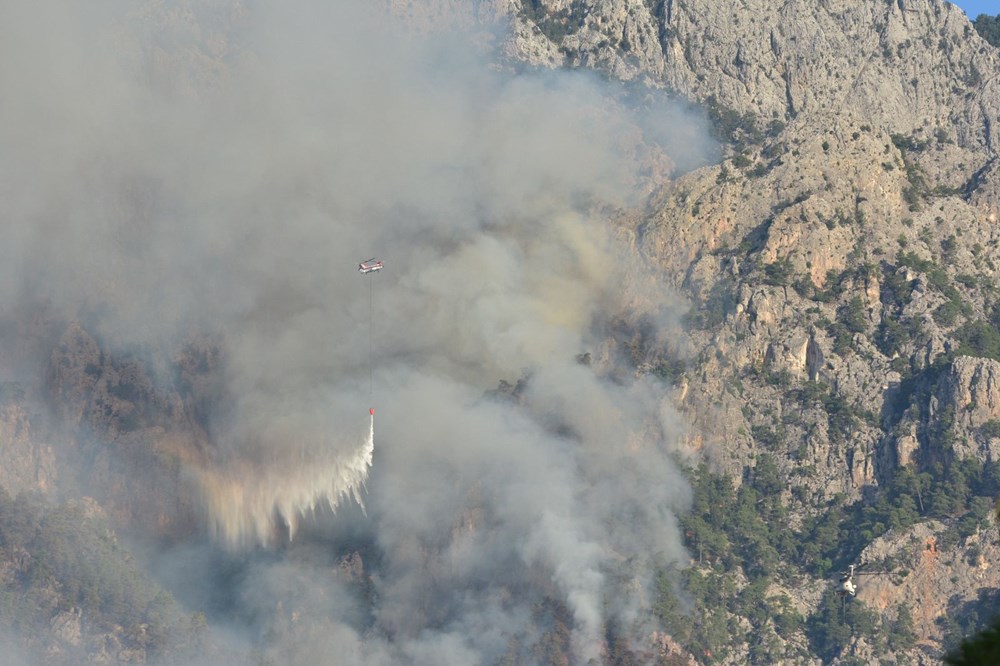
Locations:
858;521;1000;649
509;0;1000;156
49;608;83;647
0;404;56;495
47;322;102;429
933;356;1000;462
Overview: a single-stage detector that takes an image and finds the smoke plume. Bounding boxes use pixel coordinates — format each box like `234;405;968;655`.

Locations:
0;0;715;662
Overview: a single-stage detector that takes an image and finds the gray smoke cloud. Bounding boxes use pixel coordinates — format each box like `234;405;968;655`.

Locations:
0;629;33;666
0;0;714;662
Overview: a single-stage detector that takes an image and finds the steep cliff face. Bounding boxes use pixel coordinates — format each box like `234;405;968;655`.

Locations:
497;0;1000;477
0;401;56;496
500;0;1000;661
933;357;1000;461
857;520;1000;650
510;0;999;144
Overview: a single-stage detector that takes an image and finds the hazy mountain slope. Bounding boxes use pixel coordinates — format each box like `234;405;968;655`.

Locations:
2;1;698;664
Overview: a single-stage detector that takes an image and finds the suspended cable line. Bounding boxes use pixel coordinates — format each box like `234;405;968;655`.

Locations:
358;257;383;415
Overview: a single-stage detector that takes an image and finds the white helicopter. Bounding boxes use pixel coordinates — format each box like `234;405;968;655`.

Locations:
358;258;384;274
837;563;891;597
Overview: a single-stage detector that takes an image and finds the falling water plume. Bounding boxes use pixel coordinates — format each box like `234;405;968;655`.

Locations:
194;414;374;547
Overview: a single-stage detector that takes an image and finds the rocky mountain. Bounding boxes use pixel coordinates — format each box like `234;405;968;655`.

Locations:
4;0;1000;664
506;0;1000;662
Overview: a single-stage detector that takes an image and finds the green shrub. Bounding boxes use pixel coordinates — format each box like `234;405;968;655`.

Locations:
764;257;794;286
979;420;1000;439
954;320;1000;361
973;13;1000;47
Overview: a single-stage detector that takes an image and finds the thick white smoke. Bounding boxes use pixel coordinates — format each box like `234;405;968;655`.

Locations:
0;0;714;662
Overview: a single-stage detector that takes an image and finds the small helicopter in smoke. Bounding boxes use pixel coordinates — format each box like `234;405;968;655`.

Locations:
358;258;384;274
837;563;892;597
